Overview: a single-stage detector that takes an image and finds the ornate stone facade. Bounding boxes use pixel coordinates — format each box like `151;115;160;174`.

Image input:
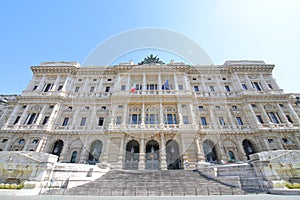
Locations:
0;59;300;171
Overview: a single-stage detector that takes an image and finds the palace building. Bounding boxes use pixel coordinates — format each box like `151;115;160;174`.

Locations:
1;56;300;171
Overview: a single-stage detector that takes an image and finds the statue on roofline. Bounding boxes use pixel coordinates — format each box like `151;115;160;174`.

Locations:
138;54;165;65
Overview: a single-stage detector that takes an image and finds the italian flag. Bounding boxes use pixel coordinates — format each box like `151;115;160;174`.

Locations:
130;83;137;93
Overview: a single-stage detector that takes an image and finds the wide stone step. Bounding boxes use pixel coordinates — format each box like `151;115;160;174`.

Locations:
45;170;246;196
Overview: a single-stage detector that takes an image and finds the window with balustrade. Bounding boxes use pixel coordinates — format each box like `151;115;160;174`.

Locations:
164;107;178;124
128;106;141;124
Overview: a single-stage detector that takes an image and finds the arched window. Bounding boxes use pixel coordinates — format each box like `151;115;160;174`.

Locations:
52;140;64;157
88;140;102;164
128;106;141;124
19;139;25;145
203;140;217;162
228;151;235;160
145;107;159;124
164;107;177;124
70;151;78;163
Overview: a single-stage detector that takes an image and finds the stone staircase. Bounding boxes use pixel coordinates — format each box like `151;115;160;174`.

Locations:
45;170;246;196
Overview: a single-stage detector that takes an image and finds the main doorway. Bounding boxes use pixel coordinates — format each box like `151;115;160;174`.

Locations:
145;140;160;170
166;140;182;170
125;140;139;170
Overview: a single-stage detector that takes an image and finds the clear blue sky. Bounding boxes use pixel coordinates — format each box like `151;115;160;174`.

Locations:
1;0;299;94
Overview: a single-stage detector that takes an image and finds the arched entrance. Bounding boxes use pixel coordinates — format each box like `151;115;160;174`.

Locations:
166;140;182;170
52;140;64;158
145;140;160;170
242;139;255;160
70;151;78;163
203;140;217;163
125;140;139;170
88;140;102;164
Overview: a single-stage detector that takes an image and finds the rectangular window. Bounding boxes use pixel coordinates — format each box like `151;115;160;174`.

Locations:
218;117;225;125
146;114;158;124
57;85;63;91
183;116;189;124
116;116;122;125
27;113;37;125
14;116;21;124
236;117;244;125
209;86;215;92
62;117;69;126
43;83;53;92
90;86;95;92
105;86;110;92
194;86;199;92
225;85;230;92
32;85;38;91
252;82;262;91
256;115;264;124
74;87;80;92
2;139;8;143
98;117;104;126
200;117;207;126
178;85;183;90
232;105;237;110
33;139;39;144
80;117;86;126
268;84;273;89
242;83;248;90
268;139;274;143
118;105;123;108
42;116;49;125
198;106;204;110
268;112;280;124
286;115;293;123
147;84;157;90
165;114;177;124
121;85;126;91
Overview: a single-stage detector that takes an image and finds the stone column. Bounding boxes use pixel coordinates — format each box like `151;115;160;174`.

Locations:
5;104;21;126
160;133;167;170
177;104;183;126
35;105;47;125
126;75;131;92
236;139;247;162
225;105;237;129
189;103;197;125
141;103;145;128
200;75;207;93
258;104;272;124
19;105;30;125
97;77;104;94
102;137;110;164
143;73;146;92
62;75;71;92
244;74;253;90
159;101;164;128
287;103;300;125
60;139;71;162
184;75;191;91
117;136;125;169
232;74;242;91
51;75;61;91
121;103;128;128
195;137;205;163
246;103;259;128
259;74;269;91
173;74;178;90
138;135;146;170
70;107;80;128
113;75;121;92
208;104;217;129
78;140;90;164
158;73;162;93
36;136;47;152
37;75;46;92
275;104;289;124
46;103;61;129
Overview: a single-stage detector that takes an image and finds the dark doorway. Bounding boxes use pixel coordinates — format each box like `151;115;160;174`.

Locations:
145;140;160;169
242;139;255;160
166;140;182;170
125;140;139;169
88;140;102;164
52;140;64;158
203;140;217;163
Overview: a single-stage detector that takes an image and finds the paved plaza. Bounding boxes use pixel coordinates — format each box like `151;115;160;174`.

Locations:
0;194;300;200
